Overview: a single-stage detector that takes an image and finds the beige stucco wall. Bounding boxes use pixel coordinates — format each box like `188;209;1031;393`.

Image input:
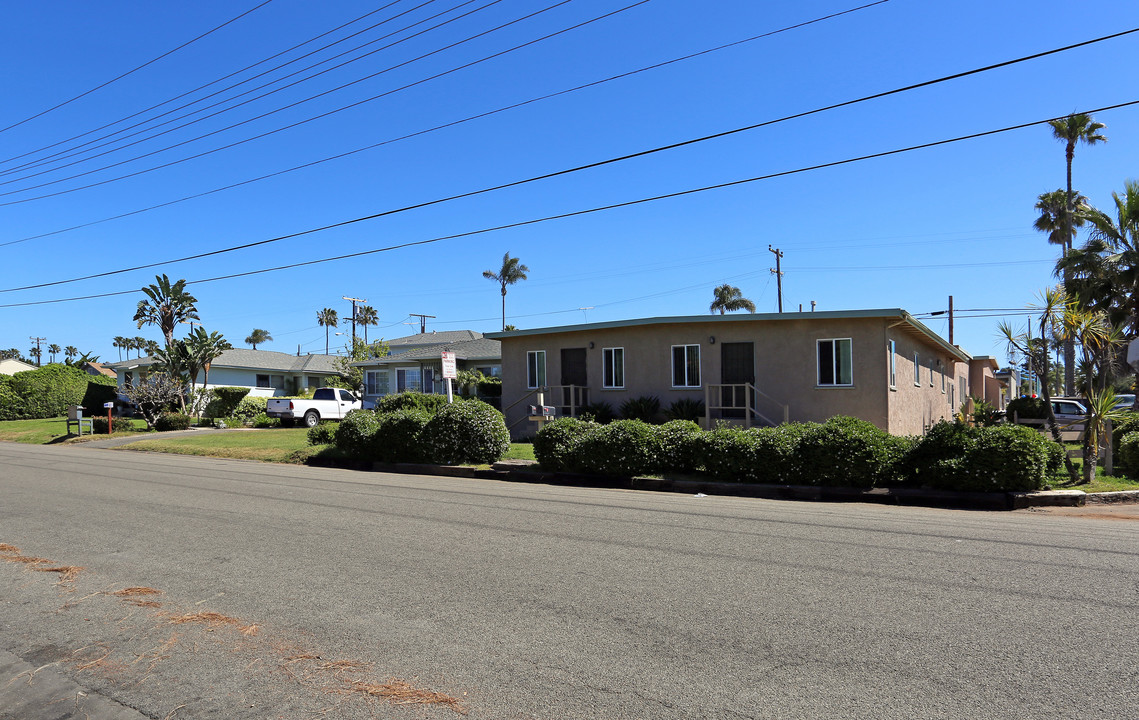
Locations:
884;330;967;436
500;315;968;438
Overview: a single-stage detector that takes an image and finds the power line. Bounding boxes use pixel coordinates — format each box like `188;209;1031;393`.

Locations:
0;0;416;169
2;99;1135;309
0;0;892;248
0;0;277;134
0;0;494;181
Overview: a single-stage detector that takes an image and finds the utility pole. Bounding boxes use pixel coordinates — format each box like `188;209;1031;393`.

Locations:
768;245;784;313
948;295;954;345
343;296;366;345
29;336;46;366
409;313;435;334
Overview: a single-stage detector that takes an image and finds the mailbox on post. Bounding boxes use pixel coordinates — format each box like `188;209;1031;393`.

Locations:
528;405;556;419
104;401;115;434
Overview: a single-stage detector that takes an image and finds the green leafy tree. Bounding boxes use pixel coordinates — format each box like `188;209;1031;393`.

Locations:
317;308;338;355
133;274;199;350
327;337;390;392
245;328;273;350
483;252;529;331
709;284;756;314
145;340;161;356
356;305;378;344
1048;113;1106;395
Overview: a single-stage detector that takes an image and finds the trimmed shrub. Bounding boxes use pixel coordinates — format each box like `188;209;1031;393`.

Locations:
91;416;111;434
795;416;898;488
1119;431;1139;479
533;417;599;472
656;420;703;474
375;391;451;416
1005;396;1047;421
154;412;192;432
80;380;118;415
207;387;251;418
619;395;664;424
423;400;510;465
665;398;705;422
307;421;337;446
700;426;760;483
373;408;432;463
0;364;117;421
576;419;661;477
476;377;502;397
905;421;1056;492
578;401;616;424
231;396;268;421
1111;414;1139;473
748;425;806;485
250;413;279;428
335;409;381;458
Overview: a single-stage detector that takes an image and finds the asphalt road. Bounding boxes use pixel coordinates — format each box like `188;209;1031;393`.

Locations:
1;441;1137;719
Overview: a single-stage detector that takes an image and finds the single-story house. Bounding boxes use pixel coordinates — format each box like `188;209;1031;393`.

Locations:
968;355;1011;410
105;349;342;398
486;309;974;439
386;329;484;355
354;334;501;403
0;358;36;375
82;361;118;379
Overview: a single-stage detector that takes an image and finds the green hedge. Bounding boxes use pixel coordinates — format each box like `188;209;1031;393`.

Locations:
1119;432;1139;479
374;391;451;416
0;364;117;421
903;421;1057;492
576;420;662;477
155;412;192;432
335;410;381;458
307;421;337;445
1005;396;1047;421
373;408;432;463
206;387;251;418
423;400;510;464
533;417;599;472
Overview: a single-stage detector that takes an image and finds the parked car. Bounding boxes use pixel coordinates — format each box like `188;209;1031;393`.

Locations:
1049;398;1087;431
1113;393;1136;411
266;387;373;427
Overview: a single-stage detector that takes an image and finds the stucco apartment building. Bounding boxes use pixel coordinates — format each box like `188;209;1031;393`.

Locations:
488;309;978;439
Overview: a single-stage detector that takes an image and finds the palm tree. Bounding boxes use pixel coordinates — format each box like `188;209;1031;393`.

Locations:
245;328;273;350
29;345;42;366
133;274;199;349
317;308;338;354
356;306;378;344
1049;112;1106;395
482;252;529;331
47;344;60;363
113;336;126;362
1068;180;1139;337
64;346;78;364
1035;189;1089;248
145;340;161;357
709;284;756;314
134;336;147;359
187;329;231;394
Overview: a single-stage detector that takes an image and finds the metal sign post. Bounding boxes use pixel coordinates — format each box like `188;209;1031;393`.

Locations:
441;351;457;404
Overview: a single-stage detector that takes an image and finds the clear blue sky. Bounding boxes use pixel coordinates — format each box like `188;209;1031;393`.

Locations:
1;0;1136;364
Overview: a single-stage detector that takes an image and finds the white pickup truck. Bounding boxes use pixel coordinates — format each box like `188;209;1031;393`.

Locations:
266;387;372;427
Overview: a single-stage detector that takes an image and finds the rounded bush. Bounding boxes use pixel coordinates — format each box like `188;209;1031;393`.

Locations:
231;396;268;421
533;417;598;472
576;419;661;477
207;387;252;418
91;416;111;434
747;425;803;485
1005;396;1047;421
906;422;1054;492
373;408;432;463
154;412;192;432
1119;432;1139;479
656;420;703;474
423;400;510;465
795;416;897;488
307;421;337;446
335;409;381;458
375;392;451;416
700;426;759;483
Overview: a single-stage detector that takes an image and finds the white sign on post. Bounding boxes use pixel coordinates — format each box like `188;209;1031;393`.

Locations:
441;351;457;379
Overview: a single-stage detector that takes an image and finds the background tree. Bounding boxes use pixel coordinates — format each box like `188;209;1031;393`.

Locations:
317;308;338;354
47;344;60;363
245;328;273;350
152;344;190;412
709;284;756;314
356;305;378;344
29;346;41;366
1064;180;1139;337
1035;189;1088;248
483;252;529;331
186;328;231;396
134;336;148;358
145;340;161;356
1048;113;1106;395
327;337;389;391
133;274;199;349
64;346;78;364
121;372;185;429
113;336;126;361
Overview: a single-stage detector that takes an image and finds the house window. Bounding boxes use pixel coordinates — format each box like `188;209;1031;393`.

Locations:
603;348;624;389
257;374;271;388
365;370;389;396
396;368;421;393
527;351;546;389
929;360;934;387
817;338;853;386
307;375;325;389
941;362;946;393
913;352;920;386
888;340;896;389
671;345;700;388
422;367;435;394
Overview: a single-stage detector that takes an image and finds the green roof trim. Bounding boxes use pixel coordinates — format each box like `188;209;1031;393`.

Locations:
485;309;970;362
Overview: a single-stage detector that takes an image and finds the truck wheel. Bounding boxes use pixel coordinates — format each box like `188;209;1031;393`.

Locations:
303;411;320;428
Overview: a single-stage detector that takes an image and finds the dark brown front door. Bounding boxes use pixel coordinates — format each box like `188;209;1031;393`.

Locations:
560;348;588;415
720;342;754;418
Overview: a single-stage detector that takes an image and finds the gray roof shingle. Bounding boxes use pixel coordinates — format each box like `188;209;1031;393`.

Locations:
105;349;341;374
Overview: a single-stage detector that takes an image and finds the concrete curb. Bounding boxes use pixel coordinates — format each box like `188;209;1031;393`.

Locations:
1085;489;1139;504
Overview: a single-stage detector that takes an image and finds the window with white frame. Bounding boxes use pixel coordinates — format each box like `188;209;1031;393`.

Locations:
671;345;700;387
914;352;921;386
365;370;389;396
817;338;853;386
603;347;624;388
929;360;934;387
396;368;421;392
888;340;896;388
526;351;546;389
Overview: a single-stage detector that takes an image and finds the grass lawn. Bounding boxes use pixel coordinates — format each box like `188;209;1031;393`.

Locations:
0;417;148;444
502;443;535;462
122;428;320;464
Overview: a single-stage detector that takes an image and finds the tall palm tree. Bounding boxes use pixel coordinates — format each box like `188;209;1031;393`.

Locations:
189;329;231;393
113;336;126;362
356;305;378;344
64;346;78;364
133;274;199;349
1035;189;1089;248
483;252;529;331
709;284;756;314
317;308;338;354
145;340;161;357
47;344;60;363
133;336;147;359
1049;112;1106;395
1068;180;1139;337
29;345;42;366
245;328;273;350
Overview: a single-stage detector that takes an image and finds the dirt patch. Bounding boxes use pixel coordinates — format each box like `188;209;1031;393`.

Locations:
1019;504;1139;520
